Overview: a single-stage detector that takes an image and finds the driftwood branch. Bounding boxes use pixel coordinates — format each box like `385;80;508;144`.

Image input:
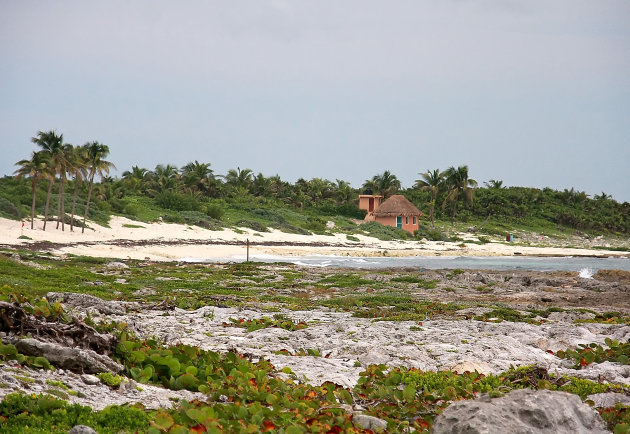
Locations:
0;301;116;355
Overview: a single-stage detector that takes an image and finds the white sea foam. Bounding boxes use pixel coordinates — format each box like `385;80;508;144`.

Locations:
578;267;594;279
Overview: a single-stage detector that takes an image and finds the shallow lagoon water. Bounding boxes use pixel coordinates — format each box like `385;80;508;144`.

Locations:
182;254;630;272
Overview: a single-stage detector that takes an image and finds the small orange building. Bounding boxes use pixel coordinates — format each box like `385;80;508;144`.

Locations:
359;194;423;234
358;194;383;214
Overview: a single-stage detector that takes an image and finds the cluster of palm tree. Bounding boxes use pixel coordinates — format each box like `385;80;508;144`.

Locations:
14;130;489;231
414;165;478;224
13;130;114;232
115;162;358;211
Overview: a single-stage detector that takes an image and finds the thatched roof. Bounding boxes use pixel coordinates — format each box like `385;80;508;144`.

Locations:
373;195;423;217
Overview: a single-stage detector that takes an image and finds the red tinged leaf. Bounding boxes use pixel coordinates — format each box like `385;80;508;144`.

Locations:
579;357;588;366
324;353;331;358
249;378;257;387
262;420;276;431
415;418;430;429
546;350;554;355
418;321;423;326
190;424;207;433
327;426;343;434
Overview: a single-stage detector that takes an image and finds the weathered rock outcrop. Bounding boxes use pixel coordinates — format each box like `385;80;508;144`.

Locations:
15;338;123;374
46;292;127;315
432;388;608;434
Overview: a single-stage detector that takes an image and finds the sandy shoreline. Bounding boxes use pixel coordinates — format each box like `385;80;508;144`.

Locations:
1;216;627;262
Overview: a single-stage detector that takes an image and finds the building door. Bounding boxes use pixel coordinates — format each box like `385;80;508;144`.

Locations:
396;216;402;228
368;198;374;212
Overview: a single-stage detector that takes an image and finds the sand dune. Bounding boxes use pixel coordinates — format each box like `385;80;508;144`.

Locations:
0;216;625;261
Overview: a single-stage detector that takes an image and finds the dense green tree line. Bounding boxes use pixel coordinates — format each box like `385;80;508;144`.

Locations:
4;130;630;235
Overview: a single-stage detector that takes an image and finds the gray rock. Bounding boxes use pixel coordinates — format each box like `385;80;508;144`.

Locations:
15;338;123;374
81;374;101;385
587;392;630;408
68;425;97;434
353;414;388;431
47;292;125;315
449;360;493;375
134;287;156;296
547;311;596;322
432;388;608;434
105;261;128;269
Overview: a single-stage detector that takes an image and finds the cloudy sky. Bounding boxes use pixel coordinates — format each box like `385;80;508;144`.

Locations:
1;1;629;201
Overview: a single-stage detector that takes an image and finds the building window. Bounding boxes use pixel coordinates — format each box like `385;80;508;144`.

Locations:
405;216;409;225
413;216;417;225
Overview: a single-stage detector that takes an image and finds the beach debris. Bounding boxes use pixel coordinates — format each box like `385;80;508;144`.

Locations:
0;300;116;354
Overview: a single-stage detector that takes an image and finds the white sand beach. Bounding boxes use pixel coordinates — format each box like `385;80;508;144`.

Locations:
1;216;627;261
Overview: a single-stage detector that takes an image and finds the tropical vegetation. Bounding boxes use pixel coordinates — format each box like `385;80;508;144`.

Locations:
2;130;630;239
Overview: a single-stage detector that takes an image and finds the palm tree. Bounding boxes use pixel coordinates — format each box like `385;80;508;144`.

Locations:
223;167;253;195
122;166;149;194
304;178;333;206
150;164;180;194
443;165;478;219
484;179;504;189
363;170;401;199
334;179;355;206
594;192;612;201
82;142;115;233
14;151;51;229
55;142;74;231
251;172;271;197
181;161;214;195
31;130;64;231
415;169;444;226
268;175;288;198
68;145;89;231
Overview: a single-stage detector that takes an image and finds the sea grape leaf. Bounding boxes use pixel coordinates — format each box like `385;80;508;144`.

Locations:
152;411;174;430
0;344;18;357
403;384;416;402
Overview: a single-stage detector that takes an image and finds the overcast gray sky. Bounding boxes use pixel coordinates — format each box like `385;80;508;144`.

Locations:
1;1;629;201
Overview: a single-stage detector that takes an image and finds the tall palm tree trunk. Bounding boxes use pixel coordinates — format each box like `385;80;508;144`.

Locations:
82;171;95;234
43;179;54;231
30;181;37;229
70;178;79;231
56;177;62;229
60;174;66;231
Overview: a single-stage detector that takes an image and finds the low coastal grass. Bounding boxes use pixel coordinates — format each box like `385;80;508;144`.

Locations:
1;254;630;432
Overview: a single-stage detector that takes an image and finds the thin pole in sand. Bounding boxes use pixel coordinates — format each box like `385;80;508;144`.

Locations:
246;238;250;262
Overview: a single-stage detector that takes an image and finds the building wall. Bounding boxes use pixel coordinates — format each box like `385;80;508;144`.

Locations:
401;215;419;234
374;215;419;234
358;195;383;213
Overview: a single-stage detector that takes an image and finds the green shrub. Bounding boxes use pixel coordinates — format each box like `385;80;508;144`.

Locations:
415;225;448;241
0;392;150;433
179;211;223;230
96;372;124;388
0;197;22;219
305;216;326;232
155;191;200;211
163;213;185;224
251;208;286;224
206;203;225;220
358;221;408;241
236;219;268;232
